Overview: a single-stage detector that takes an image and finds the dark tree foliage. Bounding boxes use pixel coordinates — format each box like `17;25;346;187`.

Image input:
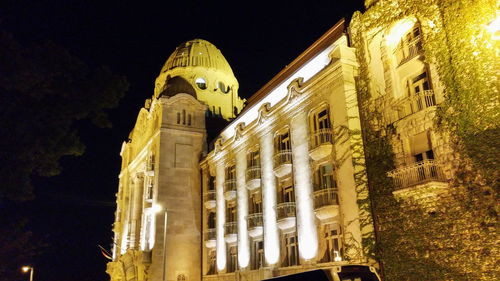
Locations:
0;31;129;201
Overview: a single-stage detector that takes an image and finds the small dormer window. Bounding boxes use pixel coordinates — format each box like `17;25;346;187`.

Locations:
195;77;207;90
218;81;230;93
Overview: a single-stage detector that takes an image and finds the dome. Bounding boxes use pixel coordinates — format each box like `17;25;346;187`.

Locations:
160;39;234;75
153;39;245;121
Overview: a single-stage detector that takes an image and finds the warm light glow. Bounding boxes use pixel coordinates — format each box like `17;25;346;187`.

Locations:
386;18;417;46
215;163;227;271
236;150;250;268
334;251;342;262
151;203;162;213
260;133;280;265
487;16;500;40
219;44;334;141
22;266;31;272
291;113;318;260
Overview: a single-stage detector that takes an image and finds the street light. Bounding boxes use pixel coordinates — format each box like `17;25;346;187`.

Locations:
21;266;34;281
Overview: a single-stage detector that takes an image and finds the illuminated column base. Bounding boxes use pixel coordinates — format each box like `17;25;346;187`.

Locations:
290;111;318;261
260;131;280;266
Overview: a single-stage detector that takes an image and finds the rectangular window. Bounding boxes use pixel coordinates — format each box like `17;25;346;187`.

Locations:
284;232;299;267
275;131;291;151
207;250;216;275
279;178;295;203
226;203;237;222
249;192;262;214
252;239;264;269
225;165;236;180
247;149;260;168
227;245;238;272
321;223;343;263
314;164;337;191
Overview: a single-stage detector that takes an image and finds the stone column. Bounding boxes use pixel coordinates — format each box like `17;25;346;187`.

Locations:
235;148;250;269
128;174;144;249
259;131;280;266
215;162;227;271
132;174;144;249
290;111;318;261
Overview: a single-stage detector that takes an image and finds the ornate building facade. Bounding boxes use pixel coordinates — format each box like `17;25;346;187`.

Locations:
107;1;498;280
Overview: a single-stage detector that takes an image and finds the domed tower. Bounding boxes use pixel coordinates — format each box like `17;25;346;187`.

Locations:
154;39;245;120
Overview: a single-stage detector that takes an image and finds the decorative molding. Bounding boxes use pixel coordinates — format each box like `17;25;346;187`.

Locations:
286;77;304;104
257;102;272;125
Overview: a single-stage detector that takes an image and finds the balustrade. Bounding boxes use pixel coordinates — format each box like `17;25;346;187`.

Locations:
388;160;446;190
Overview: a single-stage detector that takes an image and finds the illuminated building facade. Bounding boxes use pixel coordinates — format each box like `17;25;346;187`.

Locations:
107;1;498;280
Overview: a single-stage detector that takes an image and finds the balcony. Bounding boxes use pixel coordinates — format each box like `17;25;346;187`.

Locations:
203;190;216;209
273;150;293;177
393;90;436;121
247;212;263;238
309;128;333;161
396;36;423;66
388;160;448;200
246;166;261;191
224;179;237;201
313;188;340;221
276;202;296;230
146;161;155;177
224;222;237;243
204;228;216;248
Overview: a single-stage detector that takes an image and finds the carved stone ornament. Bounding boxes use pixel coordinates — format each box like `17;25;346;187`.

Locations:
214;137;224;155
286;77;304;103
234;122;246;142
257;102;271;125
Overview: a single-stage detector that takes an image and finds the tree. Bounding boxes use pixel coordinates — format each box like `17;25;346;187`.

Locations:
0;31;129;201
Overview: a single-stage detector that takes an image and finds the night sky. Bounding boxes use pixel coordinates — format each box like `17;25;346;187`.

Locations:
1;1;365;280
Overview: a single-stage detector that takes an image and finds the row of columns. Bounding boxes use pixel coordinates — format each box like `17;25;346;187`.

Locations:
210;111;363;271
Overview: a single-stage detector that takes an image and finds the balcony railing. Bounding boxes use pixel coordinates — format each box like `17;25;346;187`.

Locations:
224;179;237;193
205;228;216;241
204;190;216;202
313;188;339;209
224;222;237;235
246;166;261;181
247;213;263;229
273;150;292;167
310;128;333;149
396;36;423;65
277;202;296;220
388;160;447;190
394;90;436;120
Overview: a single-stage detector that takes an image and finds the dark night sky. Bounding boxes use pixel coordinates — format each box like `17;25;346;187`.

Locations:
1;1;365;280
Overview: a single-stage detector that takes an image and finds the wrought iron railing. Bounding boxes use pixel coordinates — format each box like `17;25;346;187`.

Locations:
387;160;446;190
205;228;216;240
246;166;261;181
224;222;237;235
396;36;423;65
204;190;216;202
224;179;237;193
313;188;339;209
273;150;292;167
247;213;263;229
277;202;296;220
310;128;333;149
394;90;436;120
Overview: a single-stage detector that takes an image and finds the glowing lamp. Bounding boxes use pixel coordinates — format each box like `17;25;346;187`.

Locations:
151;204;162;213
22;266;31;272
